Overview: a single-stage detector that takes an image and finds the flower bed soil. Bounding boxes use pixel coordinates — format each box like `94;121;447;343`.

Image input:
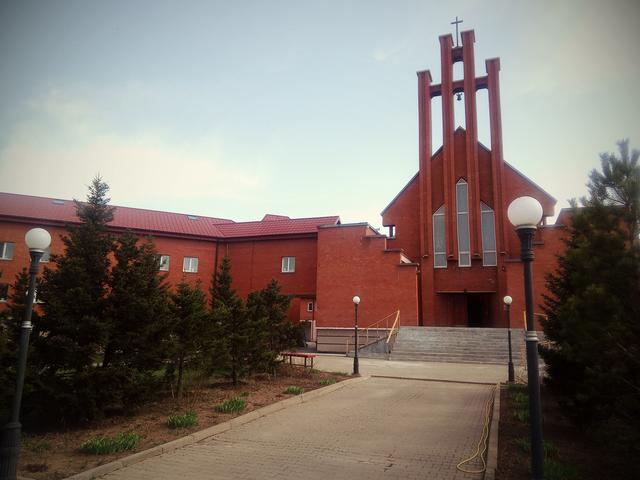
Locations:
496;384;638;479
18;366;348;479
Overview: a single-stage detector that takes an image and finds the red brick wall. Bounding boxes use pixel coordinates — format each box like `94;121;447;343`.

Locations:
315;224;418;329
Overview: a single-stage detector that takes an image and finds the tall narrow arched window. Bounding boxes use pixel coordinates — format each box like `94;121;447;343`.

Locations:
456;179;471;267
481;202;497;266
433;205;446;268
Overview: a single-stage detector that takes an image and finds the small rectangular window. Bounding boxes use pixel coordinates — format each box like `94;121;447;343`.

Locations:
0;283;8;302
456;180;471;267
306;302;313;312
40;247;51;263
281;256;296;273
159;255;170;271
183;257;199;273
0;242;15;260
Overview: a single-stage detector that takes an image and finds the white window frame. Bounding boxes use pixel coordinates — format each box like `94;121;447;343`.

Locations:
433;205;447;268
40;247;51;263
183;256;199;273
0;242;15;260
456;179;471;267
306;302;314;312
159;255;170;271
281;256;296;273
480;202;497;266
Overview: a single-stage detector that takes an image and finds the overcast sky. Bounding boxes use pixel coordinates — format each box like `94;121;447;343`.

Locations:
1;0;638;228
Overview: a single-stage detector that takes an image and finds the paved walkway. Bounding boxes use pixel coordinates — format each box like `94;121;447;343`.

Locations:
103;377;492;480
314;354;508;384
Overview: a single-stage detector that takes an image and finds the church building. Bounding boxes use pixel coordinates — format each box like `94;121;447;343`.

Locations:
0;30;569;351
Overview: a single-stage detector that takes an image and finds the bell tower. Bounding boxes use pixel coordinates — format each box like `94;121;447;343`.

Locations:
416;28;508;326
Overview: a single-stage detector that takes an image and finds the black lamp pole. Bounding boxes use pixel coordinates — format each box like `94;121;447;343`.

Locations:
0;249;43;480
517;226;544;480
353;301;359;376
505;300;515;383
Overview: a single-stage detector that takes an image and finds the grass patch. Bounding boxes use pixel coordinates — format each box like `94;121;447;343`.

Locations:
544;458;579;480
513;407;530;423
511;391;529;407
283;386;305;395
24;438;52;454
513;437;559;459
166;411;197;429
80;432;141;455
319;378;336;386
215;398;246;413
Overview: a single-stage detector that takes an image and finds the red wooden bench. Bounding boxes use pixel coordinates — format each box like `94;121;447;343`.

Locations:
281;352;317;369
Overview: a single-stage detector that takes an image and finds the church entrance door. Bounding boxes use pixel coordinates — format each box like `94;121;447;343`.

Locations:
466;294;491;327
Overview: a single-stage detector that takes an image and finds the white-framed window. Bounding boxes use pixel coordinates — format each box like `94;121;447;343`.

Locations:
388;225;396;239
456;179;471;267
0;283;8;302
183;257;199;273
281;256;296;273
481;202;497;266
159;255;170;271
306;302;314;312
0;242;15;260
433;205;446;268
40;247;51;263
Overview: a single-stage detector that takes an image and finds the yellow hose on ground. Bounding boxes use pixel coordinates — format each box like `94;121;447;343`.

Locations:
456;384;497;475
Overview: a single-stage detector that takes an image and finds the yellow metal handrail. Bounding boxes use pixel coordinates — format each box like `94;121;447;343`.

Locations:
522;311;548;330
386;310;400;344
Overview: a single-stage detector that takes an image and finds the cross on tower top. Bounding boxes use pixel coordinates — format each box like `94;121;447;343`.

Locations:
451;16;463;47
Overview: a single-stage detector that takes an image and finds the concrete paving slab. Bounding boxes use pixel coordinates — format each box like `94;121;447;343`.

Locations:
314;354;508;383
101;377;492;480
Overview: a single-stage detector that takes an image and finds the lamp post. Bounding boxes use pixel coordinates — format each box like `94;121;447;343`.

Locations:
507;196;544;480
0;228;51;480
352;296;360;376
503;295;515;383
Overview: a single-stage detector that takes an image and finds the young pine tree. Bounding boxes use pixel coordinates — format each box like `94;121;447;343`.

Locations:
103;232;171;379
210;256;252;385
541;141;640;445
38;176;115;373
246;280;294;374
169;280;210;400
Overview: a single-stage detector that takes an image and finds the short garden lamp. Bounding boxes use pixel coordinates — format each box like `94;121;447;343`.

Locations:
507;196;544;480
0;228;51;480
503;295;514;383
352;296;360;376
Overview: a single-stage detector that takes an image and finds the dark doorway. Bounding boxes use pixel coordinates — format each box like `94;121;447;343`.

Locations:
467;294;490;327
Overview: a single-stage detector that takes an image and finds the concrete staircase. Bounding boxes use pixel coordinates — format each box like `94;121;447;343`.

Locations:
390;326;527;365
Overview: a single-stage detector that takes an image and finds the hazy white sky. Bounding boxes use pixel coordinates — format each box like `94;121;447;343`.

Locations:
1;0;638;228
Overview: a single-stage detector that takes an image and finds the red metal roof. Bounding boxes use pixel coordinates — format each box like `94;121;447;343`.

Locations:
0;192;339;239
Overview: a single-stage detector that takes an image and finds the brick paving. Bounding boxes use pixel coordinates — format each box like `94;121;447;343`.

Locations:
102;377;491;480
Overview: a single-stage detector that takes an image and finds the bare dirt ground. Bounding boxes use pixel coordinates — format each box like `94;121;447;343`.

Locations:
18;366;348;480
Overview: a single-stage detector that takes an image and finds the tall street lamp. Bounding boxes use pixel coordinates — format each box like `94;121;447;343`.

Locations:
352;296;360;376
503;295;515;383
0;228;51;480
507;196;544;480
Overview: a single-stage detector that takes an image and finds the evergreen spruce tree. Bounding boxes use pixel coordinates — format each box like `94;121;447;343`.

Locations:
541;140;640;447
246;280;294;374
210;256;252;385
30;176;116;423
102;232;171;400
169;280;210;400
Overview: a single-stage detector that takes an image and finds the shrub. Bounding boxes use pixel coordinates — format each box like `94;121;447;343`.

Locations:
514;437;559;459
319;378;336;386
215;398;246;413
283;386;304;395
513;408;529;423
167;411;197;429
80;432;141;455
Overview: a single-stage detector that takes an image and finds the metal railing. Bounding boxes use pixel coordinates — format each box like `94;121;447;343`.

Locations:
346;310;400;354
